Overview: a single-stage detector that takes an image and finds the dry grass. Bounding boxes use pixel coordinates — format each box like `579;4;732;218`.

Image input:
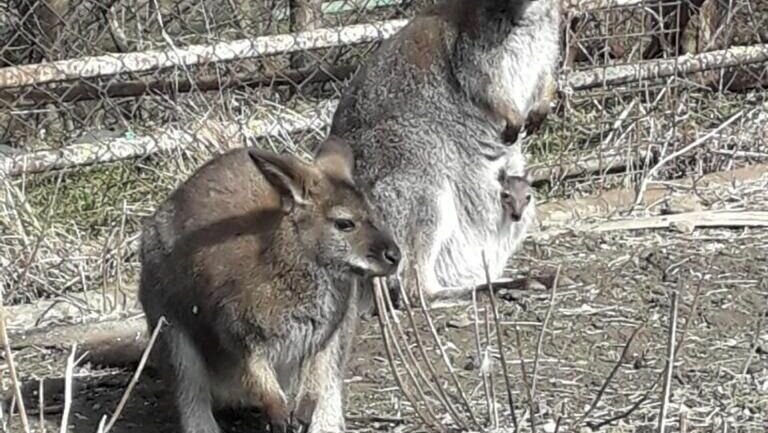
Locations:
0;156;766;433
0;0;766;431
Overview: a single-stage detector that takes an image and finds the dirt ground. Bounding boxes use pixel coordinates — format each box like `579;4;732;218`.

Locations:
2;176;767;433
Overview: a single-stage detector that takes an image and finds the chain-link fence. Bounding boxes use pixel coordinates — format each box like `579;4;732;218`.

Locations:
0;0;766;429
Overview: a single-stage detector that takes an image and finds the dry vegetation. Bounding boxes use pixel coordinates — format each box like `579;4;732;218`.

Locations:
0;0;767;431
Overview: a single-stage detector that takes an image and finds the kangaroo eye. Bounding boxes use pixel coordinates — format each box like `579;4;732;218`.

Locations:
525;194;532;202
334;219;356;232
500;191;511;200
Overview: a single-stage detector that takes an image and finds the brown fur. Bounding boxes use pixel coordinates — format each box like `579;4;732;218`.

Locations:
138;136;400;433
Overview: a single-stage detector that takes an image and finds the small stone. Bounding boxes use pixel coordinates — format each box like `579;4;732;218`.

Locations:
0;144;22;156
447;315;472;329
463;354;479;371
669;221;696;233
542;420;557;433
663;196;704;214
527;279;548;291
558;275;577;287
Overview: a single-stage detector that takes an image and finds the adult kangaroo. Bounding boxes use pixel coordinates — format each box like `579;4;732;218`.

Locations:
320;0;561;308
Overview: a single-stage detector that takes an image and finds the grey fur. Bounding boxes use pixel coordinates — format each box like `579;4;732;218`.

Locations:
498;169;533;223
138;137;400;433
322;0;559;307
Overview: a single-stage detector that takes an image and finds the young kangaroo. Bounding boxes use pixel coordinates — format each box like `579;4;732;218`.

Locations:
138;137;401;433
326;0;558;309
498;169;534;223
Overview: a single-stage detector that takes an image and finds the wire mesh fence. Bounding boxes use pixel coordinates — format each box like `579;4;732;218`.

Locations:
0;0;766;430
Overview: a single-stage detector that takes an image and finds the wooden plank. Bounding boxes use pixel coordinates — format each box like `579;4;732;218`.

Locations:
585;210;768;232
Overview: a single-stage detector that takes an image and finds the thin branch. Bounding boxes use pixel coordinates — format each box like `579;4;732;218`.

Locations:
573;322;647;428
481;252;519;433
0;282;31;433
742;305;766;375
59;344;78;433
483;307;499;429
588;253;714;430
531;266;560;400
39;379;45;433
378;281;444;428
634;110;745;207
372;279;442;432
471;269;494;426
658;290;679;433
387;279;469;429
415;275;481;428
513;325;536;433
102;317;166;432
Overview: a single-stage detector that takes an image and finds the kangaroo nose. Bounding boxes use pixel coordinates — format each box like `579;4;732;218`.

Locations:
383;244;401;266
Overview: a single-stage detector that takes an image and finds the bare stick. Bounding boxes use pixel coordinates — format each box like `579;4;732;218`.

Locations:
385;279;469;429
379;280;439;424
378;281;444;428
658;291;679;433
531;266;560;400
471;270;493;426
373;280;442;432
0;282;31;433
573;322;647;428
39;379;45;433
102;317;166;432
589;253;714;430
59;344;78;433
742;302;766;375
483;308;499;429
415;276;481;427
680;408;688;433
513;325;536;433
481;253;519;433
634;110;745;207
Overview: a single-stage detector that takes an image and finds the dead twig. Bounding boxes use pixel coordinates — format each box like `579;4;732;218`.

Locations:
388;279;469;429
471;269;494;426
377;281;443;429
634;110;745;208
373;279;442;432
0;282;31;433
588;252;714;430
658;290;679;433
59;344;78;433
742;305;766;375
573;322;647;428
513;325;536;433
38;379;45;433
481;252;519;433
483;307;499;429
531;266;560;400
415;275;481;428
102;317;166;432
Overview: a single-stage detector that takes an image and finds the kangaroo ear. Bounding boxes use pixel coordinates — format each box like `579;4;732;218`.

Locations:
314;135;354;182
248;148;313;207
